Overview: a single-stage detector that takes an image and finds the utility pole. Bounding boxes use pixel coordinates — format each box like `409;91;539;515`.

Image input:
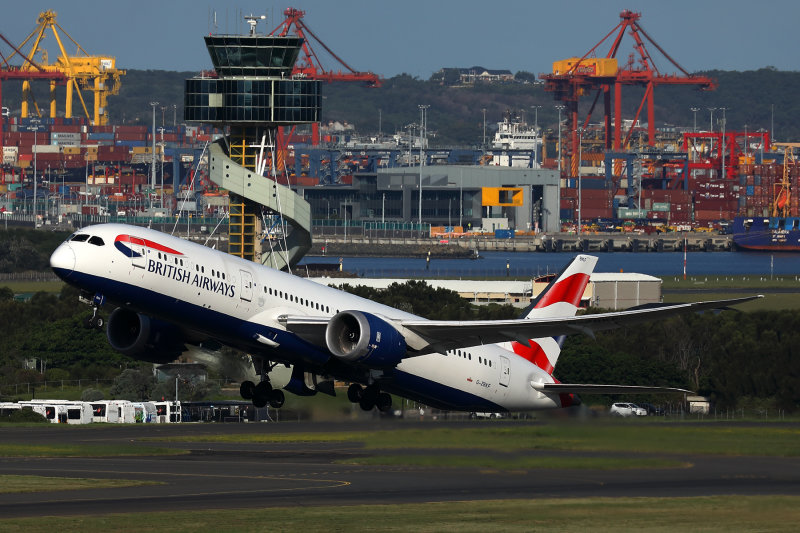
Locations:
150;101;159;212
555;105;565;173
418;104;429;231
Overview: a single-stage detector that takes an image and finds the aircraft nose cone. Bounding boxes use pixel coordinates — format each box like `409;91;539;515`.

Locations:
50;243;75;279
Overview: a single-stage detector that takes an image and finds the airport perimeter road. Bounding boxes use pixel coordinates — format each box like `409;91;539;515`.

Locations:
0;421;799;518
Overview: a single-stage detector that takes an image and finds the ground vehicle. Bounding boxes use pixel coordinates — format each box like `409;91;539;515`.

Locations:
470;412;507;419
610;402;647;417
638;402;665;416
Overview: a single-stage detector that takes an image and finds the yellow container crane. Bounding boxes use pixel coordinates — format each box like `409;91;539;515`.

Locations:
14;10;125;125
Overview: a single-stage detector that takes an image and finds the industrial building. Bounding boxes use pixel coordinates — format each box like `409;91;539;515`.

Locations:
298;165;560;233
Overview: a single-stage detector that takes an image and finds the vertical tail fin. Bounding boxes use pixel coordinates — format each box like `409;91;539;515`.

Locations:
509;254;597;375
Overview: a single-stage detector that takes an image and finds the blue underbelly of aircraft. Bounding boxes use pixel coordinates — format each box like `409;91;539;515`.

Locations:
383;370;506;412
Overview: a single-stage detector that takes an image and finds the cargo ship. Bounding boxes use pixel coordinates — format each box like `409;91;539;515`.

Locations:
731;216;800;251
732;148;800;251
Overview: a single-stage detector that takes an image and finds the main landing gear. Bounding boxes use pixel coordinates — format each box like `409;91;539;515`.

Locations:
240;379;284;409
348;383;392;412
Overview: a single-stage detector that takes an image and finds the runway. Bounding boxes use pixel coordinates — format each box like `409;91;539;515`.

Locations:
1;421;799;518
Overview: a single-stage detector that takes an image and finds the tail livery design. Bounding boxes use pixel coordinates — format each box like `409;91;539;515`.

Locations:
510;254;597;375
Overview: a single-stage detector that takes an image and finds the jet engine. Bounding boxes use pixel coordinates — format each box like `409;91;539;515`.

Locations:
325;311;406;368
106;308;186;364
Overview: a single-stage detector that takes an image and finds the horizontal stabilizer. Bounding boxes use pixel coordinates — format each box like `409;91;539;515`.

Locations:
532;382;693;395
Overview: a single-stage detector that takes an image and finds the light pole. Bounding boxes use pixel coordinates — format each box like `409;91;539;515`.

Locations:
459;168;463;229
343;198;348;242
719;107;728;180
150;102;159;212
418;104;429;231
577;127;583;235
690;107;699;180
481;107;487;147
531;105;542;131
555;105;565;173
744;124;748;159
172;104;177;127
33;124;38;224
771;104;775;140
381;192;385;227
707;107;716;169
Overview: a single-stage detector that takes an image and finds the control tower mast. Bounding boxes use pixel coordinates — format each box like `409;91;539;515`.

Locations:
185;14;321;269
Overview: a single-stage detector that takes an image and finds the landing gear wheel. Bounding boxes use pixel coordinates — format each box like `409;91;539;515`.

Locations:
347;383;363;403
376;392;392;413
94;316;104;329
359;385;379;411
240;380;256;400
252;381;272;408
268;389;285;409
84;316;95;330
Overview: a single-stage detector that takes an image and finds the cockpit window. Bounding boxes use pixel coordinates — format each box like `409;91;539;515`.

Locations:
88;236;105;246
70;234;90;242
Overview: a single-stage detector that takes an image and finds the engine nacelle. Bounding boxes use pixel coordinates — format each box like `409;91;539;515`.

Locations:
325;310;406;368
106;308;186;364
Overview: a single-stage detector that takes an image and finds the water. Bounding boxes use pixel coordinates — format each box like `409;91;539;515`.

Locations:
299;251;800;278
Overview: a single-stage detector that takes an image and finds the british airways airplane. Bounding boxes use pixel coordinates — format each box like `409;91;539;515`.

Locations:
49;223;755;413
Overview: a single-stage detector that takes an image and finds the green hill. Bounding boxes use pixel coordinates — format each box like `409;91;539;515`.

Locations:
3;67;798;145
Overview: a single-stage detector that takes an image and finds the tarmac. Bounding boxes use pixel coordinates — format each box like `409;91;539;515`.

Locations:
1;420;799;518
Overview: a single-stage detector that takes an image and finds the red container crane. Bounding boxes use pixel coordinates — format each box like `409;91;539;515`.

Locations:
541;10;716;178
270;8;383;146
271;7;383;88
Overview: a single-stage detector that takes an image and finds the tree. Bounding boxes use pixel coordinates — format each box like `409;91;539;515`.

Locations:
109;369;155;401
81;388;104;401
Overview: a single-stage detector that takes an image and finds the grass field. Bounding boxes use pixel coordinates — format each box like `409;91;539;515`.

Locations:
0;475;160;494
150;422;800;458
0;496;798;532
2;280;64;294
0;443;187;458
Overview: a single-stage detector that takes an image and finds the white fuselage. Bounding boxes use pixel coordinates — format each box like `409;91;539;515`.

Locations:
51;224;563;412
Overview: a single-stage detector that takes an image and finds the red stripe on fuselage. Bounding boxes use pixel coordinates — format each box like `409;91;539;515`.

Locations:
534;272;589;309
115;235;183;256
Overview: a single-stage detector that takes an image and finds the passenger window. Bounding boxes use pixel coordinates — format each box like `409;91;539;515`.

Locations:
88;236;105;246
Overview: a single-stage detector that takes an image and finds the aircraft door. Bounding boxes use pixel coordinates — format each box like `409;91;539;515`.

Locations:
499;356;510;387
130;237;146;269
240;269;253;302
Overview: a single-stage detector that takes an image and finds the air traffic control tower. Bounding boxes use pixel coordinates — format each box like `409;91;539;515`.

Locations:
184;15;320;269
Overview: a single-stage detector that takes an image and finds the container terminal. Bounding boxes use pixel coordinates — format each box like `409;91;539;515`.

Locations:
0;9;797;256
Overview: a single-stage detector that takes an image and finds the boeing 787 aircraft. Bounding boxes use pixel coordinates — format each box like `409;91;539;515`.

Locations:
50;224;756;413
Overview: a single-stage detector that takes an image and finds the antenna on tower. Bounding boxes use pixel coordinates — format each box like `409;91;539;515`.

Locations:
245;14;267;36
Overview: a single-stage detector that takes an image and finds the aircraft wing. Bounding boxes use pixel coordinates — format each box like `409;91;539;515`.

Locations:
282;295;760;356
394;295;760;354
